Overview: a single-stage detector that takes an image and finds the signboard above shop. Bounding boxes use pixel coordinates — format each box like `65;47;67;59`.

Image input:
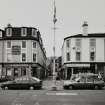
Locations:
12;45;21;55
66;63;90;67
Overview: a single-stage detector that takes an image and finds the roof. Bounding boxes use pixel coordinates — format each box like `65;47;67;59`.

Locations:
64;33;105;40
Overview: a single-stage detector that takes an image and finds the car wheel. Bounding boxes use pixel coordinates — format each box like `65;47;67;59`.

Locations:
29;86;34;90
4;86;8;90
94;85;99;90
69;85;73;90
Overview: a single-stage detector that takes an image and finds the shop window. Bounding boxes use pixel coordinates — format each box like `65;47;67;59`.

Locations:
21;67;26;76
22;41;26;48
14;68;18;77
76;51;81;61
22;53;26;61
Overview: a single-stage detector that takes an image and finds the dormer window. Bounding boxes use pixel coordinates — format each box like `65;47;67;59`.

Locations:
21;28;27;36
32;29;37;37
0;31;2;37
7;28;12;36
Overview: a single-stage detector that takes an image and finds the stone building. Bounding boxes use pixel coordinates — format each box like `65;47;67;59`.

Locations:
0;24;47;79
62;22;105;79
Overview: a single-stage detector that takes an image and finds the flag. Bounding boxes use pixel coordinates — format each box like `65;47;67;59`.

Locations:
53;0;57;24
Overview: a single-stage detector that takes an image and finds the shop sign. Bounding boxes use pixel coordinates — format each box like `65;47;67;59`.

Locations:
5;64;29;67
66;64;90;67
12;45;21;55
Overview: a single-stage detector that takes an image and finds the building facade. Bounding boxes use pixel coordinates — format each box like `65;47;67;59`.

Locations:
0;24;47;79
62;22;105;80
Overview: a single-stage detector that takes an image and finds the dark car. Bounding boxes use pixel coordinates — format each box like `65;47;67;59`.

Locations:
0;76;42;90
63;73;105;90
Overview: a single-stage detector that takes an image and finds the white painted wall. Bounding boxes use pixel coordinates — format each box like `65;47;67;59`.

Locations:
62;37;105;64
96;38;104;62
3;40;46;66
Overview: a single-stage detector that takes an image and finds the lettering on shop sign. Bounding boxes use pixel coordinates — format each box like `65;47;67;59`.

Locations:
12;46;21;55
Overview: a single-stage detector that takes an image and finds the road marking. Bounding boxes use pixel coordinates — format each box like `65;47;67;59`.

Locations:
57;92;78;95
34;102;40;105
46;92;78;96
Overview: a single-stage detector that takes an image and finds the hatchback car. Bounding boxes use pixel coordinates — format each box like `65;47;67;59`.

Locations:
63;73;104;90
0;76;42;90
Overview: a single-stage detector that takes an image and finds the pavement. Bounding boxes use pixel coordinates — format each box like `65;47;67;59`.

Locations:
42;79;64;90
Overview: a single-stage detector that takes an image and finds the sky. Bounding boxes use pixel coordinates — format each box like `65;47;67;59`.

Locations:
0;0;105;57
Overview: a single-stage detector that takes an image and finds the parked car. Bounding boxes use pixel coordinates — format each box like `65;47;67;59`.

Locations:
63;73;105;90
0;76;42;90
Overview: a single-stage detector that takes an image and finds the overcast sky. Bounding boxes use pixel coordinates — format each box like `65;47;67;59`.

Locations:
0;0;105;57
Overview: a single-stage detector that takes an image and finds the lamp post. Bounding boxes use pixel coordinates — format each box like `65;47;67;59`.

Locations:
52;0;57;90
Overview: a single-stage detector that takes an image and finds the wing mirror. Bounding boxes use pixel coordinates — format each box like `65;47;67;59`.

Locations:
77;80;80;82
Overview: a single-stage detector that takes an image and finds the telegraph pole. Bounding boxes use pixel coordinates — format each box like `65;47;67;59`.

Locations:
52;0;57;90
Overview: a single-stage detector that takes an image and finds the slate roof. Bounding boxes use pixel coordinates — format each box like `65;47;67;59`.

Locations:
64;33;105;40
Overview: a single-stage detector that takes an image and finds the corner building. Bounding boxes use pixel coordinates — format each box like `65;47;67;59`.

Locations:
0;24;47;79
62;22;105;79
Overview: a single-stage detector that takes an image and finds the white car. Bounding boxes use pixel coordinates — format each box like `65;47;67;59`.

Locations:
63;73;104;90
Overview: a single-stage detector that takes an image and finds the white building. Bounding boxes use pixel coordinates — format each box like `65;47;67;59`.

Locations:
0;24;47;79
62;22;105;79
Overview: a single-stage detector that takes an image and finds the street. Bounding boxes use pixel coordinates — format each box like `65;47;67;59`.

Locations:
0;80;105;105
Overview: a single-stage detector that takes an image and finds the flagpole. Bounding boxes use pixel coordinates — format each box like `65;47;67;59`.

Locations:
52;0;57;90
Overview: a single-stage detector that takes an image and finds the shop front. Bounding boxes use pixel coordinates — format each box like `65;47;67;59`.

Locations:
64;63;105;80
1;63;31;79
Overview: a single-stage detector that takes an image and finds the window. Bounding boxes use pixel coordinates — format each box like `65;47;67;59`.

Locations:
33;42;36;48
104;39;105;61
90;52;95;61
33;53;36;62
76;52;81;61
7;53;12;62
66;40;70;48
76;39;81;47
22;41;26;48
66;52;70;61
21;28;26;36
7;41;11;48
0;31;2;37
90;39;96;47
7;28;12;36
22;53;26;61
32;29;37;37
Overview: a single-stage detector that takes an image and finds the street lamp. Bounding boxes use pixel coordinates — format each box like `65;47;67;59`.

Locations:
52;0;57;90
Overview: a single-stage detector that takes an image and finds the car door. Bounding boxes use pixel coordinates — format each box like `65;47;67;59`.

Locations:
77;76;86;89
21;77;30;89
86;76;94;89
14;78;24;89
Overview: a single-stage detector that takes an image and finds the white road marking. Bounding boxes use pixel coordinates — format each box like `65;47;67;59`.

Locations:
46;92;78;96
56;93;78;95
34;102;40;105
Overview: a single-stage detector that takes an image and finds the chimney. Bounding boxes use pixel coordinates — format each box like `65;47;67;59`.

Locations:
7;23;12;27
82;21;88;36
